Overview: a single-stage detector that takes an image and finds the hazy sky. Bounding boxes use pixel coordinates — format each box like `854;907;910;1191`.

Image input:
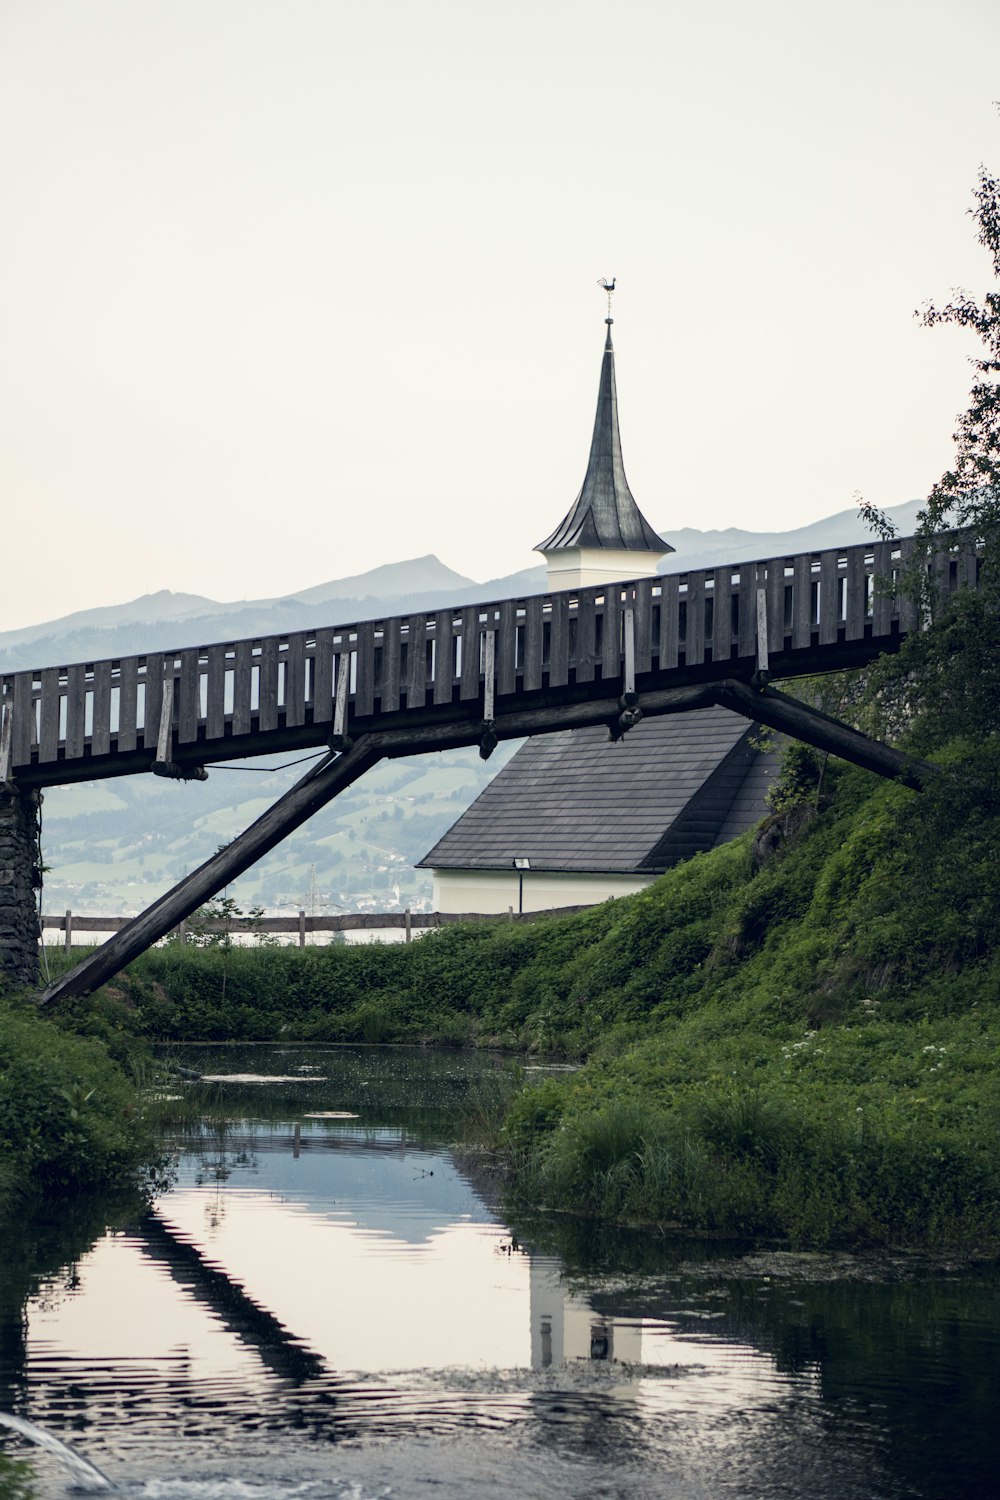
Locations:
3;0;999;630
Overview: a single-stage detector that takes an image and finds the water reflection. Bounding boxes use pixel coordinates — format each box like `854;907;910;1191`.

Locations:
0;1045;998;1500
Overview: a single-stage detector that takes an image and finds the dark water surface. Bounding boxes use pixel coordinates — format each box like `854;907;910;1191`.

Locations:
1;1044;998;1499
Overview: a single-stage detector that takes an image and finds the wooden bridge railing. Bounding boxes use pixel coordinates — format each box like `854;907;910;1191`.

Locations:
0;535;977;786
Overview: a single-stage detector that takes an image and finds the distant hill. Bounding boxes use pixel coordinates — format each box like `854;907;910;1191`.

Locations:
0;500;923;675
662;497;925;573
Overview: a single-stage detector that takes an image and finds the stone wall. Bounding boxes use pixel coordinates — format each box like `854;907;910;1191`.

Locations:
0;786;41;991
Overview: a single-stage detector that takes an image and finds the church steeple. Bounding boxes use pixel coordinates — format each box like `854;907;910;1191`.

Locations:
536;293;672;591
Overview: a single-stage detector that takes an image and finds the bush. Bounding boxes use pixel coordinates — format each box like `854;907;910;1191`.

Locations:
0;1000;158;1209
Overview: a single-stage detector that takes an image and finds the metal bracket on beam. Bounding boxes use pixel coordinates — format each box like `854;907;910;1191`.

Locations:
151;678;208;781
0;701;12;787
608;609;642;740
479;629;497;759
329;649;353;752
752;586;770;688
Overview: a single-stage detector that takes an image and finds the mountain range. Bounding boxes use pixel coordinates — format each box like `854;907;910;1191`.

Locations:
1;499;923;674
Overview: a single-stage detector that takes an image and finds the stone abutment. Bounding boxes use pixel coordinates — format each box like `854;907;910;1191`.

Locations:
0;786;41;991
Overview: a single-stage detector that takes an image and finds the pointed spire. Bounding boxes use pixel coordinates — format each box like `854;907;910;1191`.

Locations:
536;315;672;557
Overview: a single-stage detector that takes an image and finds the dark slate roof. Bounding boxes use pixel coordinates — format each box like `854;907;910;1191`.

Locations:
536;322;673;557
418;707;771;875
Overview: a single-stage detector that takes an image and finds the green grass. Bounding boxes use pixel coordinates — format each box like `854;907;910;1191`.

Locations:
43;738;1000;1248
0;994;162;1217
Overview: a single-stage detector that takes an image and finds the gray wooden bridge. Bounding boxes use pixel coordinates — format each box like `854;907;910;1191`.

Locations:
0;533;964;1002
0;535;958;789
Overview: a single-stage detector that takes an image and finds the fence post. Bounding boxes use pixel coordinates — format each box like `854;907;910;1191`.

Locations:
64;910;73;954
298;909;306;948
404;907;412;943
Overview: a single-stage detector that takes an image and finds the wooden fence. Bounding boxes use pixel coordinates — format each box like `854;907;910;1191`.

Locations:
41;906;589;950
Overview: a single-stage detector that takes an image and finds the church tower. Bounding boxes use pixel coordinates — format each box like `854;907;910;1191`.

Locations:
536;292;672;591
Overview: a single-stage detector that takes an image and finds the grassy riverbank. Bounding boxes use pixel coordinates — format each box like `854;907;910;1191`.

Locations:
48;728;1000;1248
0;996;159;1218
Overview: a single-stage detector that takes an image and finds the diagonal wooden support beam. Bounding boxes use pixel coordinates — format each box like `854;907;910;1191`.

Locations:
36;685;721;1005
712;680;938;791
39;736;384;1005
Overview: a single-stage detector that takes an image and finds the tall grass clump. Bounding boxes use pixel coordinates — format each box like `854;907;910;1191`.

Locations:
0;995;159;1214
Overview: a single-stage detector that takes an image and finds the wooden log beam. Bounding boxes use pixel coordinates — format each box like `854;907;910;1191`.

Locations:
712;679;938;791
39;736;384;1005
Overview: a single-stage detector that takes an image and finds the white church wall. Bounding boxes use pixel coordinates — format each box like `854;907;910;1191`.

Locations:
430;867;655;915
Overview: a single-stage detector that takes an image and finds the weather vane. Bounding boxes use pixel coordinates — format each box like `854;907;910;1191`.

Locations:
597;276;616;322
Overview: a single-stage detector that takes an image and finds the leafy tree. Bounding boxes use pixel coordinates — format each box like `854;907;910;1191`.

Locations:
858;161;1000;749
916;164;1000;583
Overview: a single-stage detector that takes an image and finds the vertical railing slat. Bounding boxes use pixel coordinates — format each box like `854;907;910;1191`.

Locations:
765;560;785;657
895;538;919;633
39;668;61;762
118;657;138;752
818;553;839;643
65;665;86;759
143;654;163;752
792;555;812;648
633;579;653;674
232;642;253;735
601;585;622;681
206;646;226;740
91;661;112;755
355;622;375;716
686;572;705;665
872;542;894;637
459;607;480;700
177;650;200;744
712;567;732;662
12;674;33;767
381;619;402;712
548;596;569;686
737;564;756;657
285;632;306;727
576;590;597;682
523;596;544;691
497;601;517;695
406;615;427;709
258;639;279;731
432;610;453;706
845;548;866;640
659;575;679;669
312;629;333;723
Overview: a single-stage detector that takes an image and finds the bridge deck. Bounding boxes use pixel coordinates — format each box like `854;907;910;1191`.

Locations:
0;535;970;789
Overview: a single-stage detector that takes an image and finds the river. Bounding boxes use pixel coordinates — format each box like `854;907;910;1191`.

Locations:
1;1044;998;1499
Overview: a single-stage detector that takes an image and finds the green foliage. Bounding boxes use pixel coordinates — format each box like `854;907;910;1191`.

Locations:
0;998;159;1211
0;1452;35;1499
